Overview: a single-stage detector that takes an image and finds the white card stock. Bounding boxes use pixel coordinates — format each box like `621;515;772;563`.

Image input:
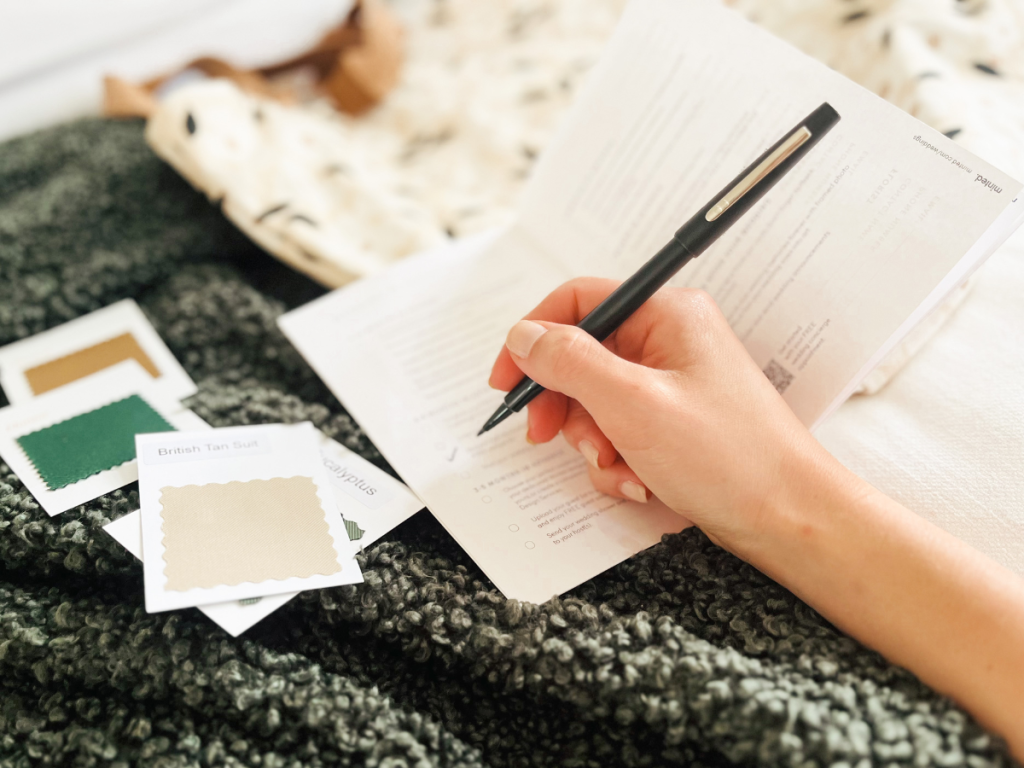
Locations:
103;511;298;636
103;412;300;636
319;434;423;546
103;430;410;633
137;422;362;613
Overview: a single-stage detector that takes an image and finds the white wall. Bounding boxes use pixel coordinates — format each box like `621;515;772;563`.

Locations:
0;0;353;141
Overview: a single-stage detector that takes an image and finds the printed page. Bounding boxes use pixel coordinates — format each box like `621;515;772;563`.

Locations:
517;0;1023;428
280;229;688;604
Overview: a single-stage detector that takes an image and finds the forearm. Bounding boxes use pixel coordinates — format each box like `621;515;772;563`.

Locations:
748;447;1024;755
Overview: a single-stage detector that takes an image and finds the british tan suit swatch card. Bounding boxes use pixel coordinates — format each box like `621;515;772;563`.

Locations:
136;422;361;613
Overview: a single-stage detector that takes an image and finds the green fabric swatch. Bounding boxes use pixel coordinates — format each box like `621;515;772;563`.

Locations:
17;394;174;491
343;518;365;542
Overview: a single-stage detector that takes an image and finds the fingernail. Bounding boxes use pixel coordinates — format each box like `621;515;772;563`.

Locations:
621;481;649;504
578;440;600;469
526;434;537;445
506;321;547;358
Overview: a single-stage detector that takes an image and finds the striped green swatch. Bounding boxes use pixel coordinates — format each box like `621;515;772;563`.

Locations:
17;395;174;490
344;518;365;542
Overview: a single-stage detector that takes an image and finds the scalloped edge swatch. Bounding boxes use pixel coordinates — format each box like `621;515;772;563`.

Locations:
159;476;341;591
16;394;174;490
25;332;160;395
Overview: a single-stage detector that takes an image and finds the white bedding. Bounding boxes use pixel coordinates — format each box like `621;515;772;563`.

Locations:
819;227;1024;575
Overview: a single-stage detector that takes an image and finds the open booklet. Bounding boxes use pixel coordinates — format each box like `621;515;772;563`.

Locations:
280;0;1023;603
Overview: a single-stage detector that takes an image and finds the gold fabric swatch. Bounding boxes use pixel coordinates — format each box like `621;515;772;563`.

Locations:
25;333;160;395
160;476;341;591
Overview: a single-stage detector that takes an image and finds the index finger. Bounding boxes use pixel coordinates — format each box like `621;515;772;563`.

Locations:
488;277;622;390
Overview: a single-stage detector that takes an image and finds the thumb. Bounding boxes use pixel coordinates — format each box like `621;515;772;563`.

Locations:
504;320;640;417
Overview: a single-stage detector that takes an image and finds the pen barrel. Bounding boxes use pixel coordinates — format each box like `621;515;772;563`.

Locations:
577;239;694;341
502;102;840;417
675;102;840;254
580;102;841;342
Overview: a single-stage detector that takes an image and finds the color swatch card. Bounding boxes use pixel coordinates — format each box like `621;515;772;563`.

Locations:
103;434;416;635
104;511;299;637
0;360;204;516
137;422;362;613
0;299;196;405
319;434;423;546
103;413;299;636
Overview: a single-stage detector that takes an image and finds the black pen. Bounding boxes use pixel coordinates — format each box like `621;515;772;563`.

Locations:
478;102;841;436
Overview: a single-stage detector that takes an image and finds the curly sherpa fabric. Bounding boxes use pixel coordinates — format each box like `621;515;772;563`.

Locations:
0;120;1016;766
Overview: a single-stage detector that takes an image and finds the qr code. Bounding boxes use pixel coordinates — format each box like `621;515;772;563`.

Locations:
763;359;794;394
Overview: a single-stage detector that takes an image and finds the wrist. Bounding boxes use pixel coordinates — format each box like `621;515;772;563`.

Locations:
730;436;871;585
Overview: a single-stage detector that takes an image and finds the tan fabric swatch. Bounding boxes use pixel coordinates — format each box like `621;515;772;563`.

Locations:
25;333;160;395
160;476;341;591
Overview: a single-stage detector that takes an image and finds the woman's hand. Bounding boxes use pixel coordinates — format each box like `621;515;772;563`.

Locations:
488;277;849;561
490;277;1024;757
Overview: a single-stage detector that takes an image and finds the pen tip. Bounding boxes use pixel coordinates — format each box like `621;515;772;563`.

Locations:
477;403;514;436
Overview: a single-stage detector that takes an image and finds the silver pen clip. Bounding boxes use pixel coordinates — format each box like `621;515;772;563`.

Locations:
705;126;813;222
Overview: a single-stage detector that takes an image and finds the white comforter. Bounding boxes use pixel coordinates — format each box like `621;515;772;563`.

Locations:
819;223;1024;574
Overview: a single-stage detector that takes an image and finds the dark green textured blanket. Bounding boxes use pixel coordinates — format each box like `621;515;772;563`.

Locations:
0;119;1013;767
